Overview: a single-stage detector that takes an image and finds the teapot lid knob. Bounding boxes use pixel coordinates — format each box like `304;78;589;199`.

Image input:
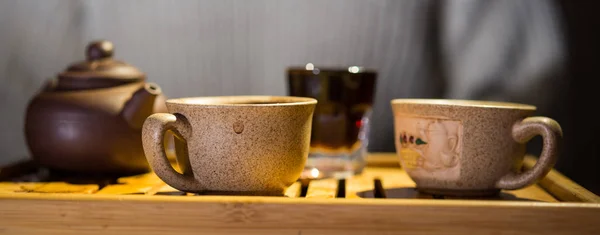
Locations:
86;40;114;61
56;40;146;90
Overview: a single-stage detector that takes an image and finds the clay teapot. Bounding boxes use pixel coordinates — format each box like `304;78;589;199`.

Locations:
24;40;168;175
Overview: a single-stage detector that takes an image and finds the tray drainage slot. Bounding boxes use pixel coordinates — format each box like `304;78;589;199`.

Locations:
299;179;310;197
373;178;386;198
336;179;346;198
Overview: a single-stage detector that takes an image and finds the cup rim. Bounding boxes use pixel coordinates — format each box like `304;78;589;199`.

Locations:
390;98;536;110
166;95;317;107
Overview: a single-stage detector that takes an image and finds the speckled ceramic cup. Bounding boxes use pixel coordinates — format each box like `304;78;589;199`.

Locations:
391;99;562;196
142;96;317;195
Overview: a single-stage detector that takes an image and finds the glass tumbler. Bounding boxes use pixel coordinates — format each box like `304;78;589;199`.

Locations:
287;64;377;179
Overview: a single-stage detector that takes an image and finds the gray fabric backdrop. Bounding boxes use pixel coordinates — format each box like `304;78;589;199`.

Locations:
0;0;564;166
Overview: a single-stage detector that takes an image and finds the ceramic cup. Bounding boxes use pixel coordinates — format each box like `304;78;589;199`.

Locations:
142;96;317;195
391;99;562;196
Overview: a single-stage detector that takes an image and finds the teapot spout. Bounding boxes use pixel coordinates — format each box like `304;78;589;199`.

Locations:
120;83;162;129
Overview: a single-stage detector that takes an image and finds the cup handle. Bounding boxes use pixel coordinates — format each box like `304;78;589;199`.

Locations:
495;117;563;190
142;113;202;192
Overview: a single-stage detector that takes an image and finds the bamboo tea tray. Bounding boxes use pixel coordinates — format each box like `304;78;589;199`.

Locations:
0;153;599;235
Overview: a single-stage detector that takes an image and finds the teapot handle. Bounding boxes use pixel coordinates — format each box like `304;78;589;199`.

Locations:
142;113;203;192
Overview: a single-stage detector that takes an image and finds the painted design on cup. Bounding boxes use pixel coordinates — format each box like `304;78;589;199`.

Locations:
396;116;463;180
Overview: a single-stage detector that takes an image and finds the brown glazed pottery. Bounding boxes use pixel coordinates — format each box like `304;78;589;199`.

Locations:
25;40;168;174
142;96;316;195
391;99;562;196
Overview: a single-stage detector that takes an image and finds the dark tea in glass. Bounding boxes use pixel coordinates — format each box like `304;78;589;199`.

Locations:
287;64;377;179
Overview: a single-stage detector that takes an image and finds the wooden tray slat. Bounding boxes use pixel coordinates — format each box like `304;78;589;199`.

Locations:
504;185;558;202
305;178;338;198
283;181;301;198
0;182;99;194
145;183;186;196
95;184;154;195
117;172;164;185
523;157;600;202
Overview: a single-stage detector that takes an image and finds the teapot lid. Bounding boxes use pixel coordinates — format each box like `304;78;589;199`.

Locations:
56;40;145;90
